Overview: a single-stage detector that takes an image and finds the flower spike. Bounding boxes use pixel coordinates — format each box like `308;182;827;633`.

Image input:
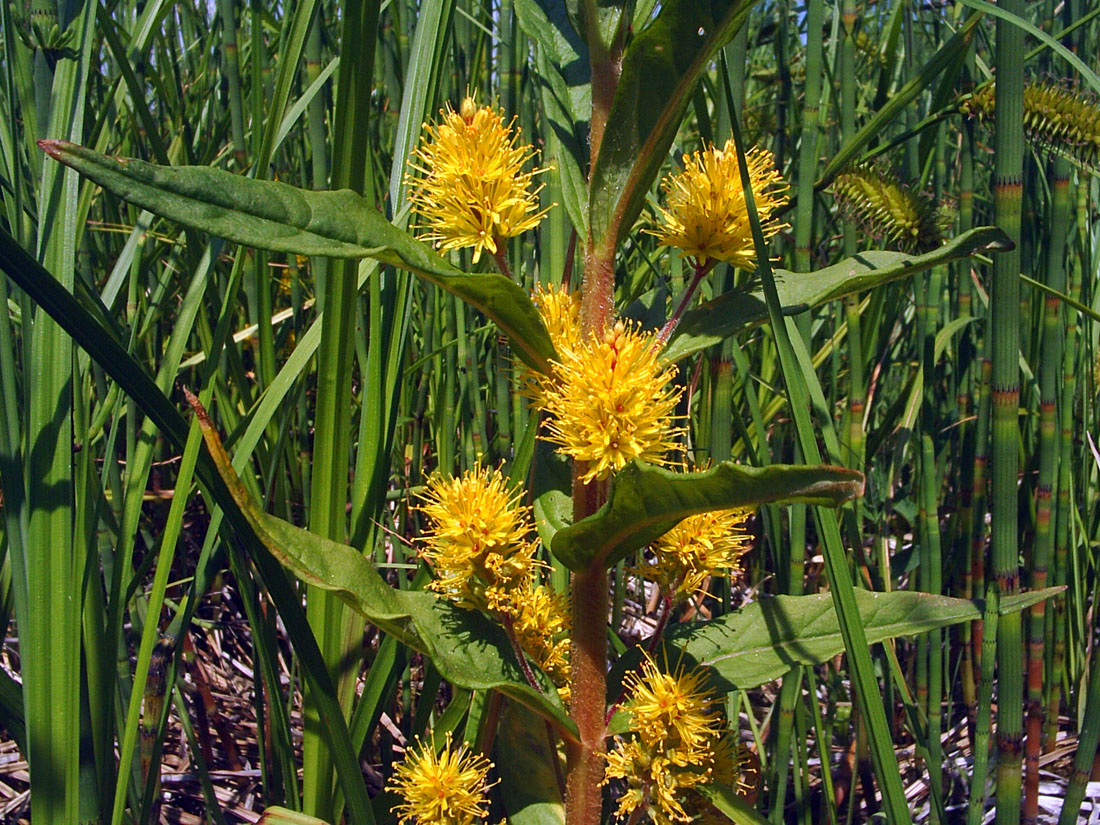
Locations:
649;139;788;269
407;96;552;264
388;732;496;825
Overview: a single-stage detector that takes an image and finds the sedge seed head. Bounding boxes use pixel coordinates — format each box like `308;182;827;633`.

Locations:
831;165;948;253
420;465;539;614
648;140;788;268
540;320;682;484
387;733;496;825
406;96;552;264
964;81;1100;175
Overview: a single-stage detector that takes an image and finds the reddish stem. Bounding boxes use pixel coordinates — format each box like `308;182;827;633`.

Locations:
502;613;544;695
491;240;514;281
655;259;716;348
565;561;610;825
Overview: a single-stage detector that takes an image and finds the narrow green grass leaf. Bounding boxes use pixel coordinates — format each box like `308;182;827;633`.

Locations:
550;460;864;571
0;228;375;825
663;226;1013;362
37;141;555;372
956;0;1100;95
1021;273;1100;324
816;11;984;190
698;783;769;825
259;808;332;825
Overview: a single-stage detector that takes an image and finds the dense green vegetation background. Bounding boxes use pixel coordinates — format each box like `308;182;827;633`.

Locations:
0;0;1098;823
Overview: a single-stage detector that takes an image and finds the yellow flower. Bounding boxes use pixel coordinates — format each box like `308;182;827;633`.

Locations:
521;283;582;406
605;739;704;825
407;96;552;264
540;320;682;483
649;140;788;268
532;282;581;356
604;656;722;825
510;584;572;704
644;508;752;604
621;655;721;757
420;465;539;614
388;733;496;825
686;733;760;825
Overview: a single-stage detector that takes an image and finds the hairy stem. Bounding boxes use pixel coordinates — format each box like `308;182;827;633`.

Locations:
656;259;716;347
566;558;610;825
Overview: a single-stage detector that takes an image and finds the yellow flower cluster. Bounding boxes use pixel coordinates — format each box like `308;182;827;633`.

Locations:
691;733;759;825
650;140;788;269
644;508;753;604
420;465;571;702
532;282;581;358
420;465;538;615
388;733;496;825
604;656;723;825
407;97;551;264
509;584;572;704
538;318;682;484
522;283;582;408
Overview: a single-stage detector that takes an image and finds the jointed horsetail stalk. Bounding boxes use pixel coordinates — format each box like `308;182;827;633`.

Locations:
1023;156;1071;823
1047;178;1087;748
957;42;979;721
990;4;1026;822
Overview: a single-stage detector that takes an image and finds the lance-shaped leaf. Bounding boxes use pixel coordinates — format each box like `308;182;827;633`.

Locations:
495;703;565;825
612;588;1063;694
663;226;1015;362
38;140;555;373
190;396;576;741
587;0;757;251
532;440;574;547
550;460;863;571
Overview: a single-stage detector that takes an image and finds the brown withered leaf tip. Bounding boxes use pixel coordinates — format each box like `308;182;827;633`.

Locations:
182;387;211;427
37;139;65;160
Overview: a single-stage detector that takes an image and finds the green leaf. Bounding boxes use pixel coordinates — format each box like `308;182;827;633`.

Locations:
259;808;332;825
534;48;590;236
697;784;769;825
663;226;1014;363
38;140;555;373
515;0;590;121
190;397;577;742
572;0;629;53
550;460;864;571
531;440;573;548
627;588;1064;693
495;703;565;825
587;0;757;250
